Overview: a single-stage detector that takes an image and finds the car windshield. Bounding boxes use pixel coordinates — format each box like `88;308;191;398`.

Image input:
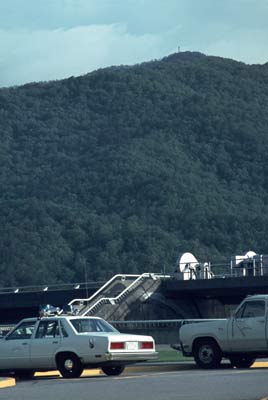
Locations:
70;318;118;333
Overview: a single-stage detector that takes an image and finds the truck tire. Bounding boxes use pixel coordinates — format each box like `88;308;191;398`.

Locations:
101;365;125;376
193;339;222;369
229;355;255;368
56;353;83;378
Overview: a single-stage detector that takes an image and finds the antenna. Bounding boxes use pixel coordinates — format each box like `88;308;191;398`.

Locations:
84;261;89;299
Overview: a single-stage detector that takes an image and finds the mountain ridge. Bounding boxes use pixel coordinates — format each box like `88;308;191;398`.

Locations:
0;52;268;286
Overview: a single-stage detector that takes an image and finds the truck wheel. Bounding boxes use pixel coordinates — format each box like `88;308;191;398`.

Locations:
101;365;125;376
57;353;83;378
193;339;222;369
229;355;255;368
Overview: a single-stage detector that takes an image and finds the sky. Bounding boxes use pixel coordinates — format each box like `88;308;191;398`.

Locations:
0;0;268;87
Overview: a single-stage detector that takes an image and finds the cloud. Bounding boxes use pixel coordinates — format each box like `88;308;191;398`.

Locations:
1;0;268;87
0;24;180;87
199;27;268;65
0;0;183;33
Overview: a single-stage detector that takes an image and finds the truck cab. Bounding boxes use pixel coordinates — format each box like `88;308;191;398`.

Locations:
228;296;267;352
179;294;268;369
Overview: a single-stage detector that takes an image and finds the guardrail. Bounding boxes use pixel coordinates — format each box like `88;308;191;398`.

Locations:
0;281;104;295
110;318;225;329
0;325;14;336
110;319;226;344
0;318;224;333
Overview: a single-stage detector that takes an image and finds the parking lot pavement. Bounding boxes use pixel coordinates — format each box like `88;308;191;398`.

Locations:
1;359;268;387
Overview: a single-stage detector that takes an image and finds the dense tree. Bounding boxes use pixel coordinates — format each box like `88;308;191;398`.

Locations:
0;51;268;286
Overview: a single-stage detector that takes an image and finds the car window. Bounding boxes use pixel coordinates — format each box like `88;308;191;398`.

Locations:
7;321;36;340
237;301;265;318
35;321;60;338
70;318;118;333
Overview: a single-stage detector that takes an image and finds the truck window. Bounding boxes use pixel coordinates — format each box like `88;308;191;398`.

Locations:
235;304;245;319
238;301;265;318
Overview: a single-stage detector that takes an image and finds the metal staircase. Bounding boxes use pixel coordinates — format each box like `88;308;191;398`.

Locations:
68;273;170;320
68;274;140;315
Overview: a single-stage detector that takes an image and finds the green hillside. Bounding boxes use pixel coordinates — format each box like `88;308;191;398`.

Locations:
1;51;268;286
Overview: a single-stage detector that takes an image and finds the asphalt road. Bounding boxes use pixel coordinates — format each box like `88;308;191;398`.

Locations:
1;365;268;400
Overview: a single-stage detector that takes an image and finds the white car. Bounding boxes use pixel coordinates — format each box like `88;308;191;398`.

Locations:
0;315;157;379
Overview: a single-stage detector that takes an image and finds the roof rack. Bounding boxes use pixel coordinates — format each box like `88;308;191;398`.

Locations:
39;304;61;318
39;304;80;318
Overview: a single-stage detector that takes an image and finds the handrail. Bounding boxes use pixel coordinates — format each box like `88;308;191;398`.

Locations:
82;273;171;316
68;274;140;307
81;273;149;315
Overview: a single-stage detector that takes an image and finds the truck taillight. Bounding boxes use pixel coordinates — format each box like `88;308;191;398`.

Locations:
141;341;154;349
110;342;125;350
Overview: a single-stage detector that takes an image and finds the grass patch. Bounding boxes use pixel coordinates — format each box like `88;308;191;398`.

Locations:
157;349;193;362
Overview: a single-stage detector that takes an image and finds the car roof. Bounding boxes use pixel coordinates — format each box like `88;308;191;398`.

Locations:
59;316;103;321
19;315;103;323
244;294;268;300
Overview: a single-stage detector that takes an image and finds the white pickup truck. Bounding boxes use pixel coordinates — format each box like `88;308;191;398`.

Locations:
179;294;268;369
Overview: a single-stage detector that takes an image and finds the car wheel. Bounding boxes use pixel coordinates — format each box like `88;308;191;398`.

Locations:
193;339;222;369
14;370;35;380
57;353;83;378
229;355;255;368
101;365;125;376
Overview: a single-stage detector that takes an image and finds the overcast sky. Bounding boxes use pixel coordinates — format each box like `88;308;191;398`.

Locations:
1;0;268;87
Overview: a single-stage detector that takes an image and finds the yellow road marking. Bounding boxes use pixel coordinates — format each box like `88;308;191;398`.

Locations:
0;378;16;389
81;369;103;377
252;362;268;368
35;369;102;377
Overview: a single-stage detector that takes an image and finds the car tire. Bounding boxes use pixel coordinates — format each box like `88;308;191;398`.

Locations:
101;365;125;376
229;355;255;368
14;370;35;380
56;353;83;378
193;339;222;369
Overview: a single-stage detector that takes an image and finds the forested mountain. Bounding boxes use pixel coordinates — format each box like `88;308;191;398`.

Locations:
1;51;268;286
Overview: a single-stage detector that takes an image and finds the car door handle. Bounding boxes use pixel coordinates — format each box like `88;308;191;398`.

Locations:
53;341;58;344
258;320;265;324
22;342;29;345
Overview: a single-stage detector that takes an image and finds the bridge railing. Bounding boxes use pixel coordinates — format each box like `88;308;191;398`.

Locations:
0;281;104;295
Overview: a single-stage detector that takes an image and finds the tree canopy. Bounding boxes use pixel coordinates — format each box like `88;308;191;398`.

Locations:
0;51;268;286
